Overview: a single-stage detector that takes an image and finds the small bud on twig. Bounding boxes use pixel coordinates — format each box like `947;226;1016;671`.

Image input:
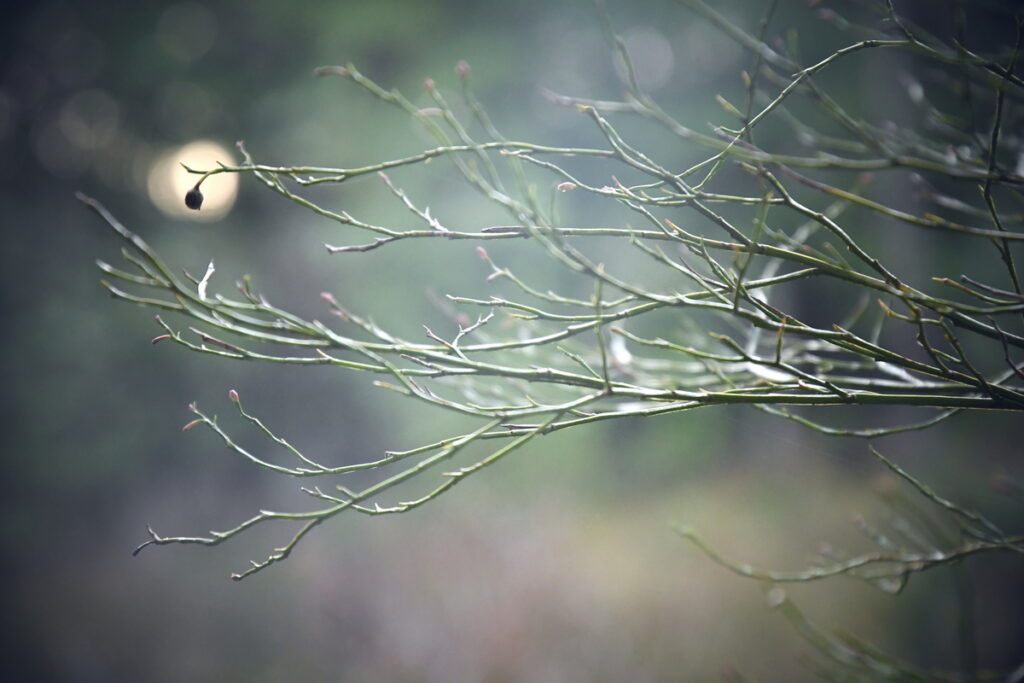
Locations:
455;60;471;81
228;389;240;403
424;77;435;92
313;65;350;79
185;183;204;211
476;246;489;260
556;182;577;192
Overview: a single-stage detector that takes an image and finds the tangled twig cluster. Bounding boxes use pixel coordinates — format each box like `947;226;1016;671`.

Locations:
82;8;1022;673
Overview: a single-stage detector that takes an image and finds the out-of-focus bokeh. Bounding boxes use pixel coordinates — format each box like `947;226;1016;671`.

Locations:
3;1;1022;680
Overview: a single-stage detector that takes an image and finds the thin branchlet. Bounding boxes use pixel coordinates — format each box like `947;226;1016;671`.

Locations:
84;1;1023;598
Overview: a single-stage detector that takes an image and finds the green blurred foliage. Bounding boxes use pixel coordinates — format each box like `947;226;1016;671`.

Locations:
3;0;1022;680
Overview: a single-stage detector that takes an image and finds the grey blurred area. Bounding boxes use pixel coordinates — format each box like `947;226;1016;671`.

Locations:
2;1;1022;680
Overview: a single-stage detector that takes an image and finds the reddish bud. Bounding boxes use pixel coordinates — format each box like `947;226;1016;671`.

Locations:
313;65;350;78
182;419;203;431
320;291;338;305
476;246;489;260
228;389;240;403
151;334;172;345
455;60;471;80
556;182;577;192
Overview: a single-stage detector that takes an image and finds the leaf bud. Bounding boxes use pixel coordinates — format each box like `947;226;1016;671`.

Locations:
185;184;204;210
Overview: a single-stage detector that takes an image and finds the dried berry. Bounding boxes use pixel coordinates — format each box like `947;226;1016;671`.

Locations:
184;184;204;210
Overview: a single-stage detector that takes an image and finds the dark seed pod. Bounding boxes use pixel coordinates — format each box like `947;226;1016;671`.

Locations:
184;185;204;210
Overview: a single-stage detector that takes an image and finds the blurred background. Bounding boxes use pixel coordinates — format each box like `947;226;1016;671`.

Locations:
3;0;1022;680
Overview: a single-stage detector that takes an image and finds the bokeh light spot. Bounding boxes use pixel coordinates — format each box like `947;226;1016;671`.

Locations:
156;3;218;63
58;89;120;150
147;140;238;222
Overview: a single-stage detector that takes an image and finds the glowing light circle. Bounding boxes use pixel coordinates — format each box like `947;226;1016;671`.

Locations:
147;140;238;222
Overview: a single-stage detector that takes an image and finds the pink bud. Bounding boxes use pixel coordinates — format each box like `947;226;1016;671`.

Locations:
556;182;577;192
228;389;240;403
182;419;203;431
424;77;435;92
417;107;442;116
455;60;471;80
320;291;337;305
313;65;350;78
476;246;489;260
